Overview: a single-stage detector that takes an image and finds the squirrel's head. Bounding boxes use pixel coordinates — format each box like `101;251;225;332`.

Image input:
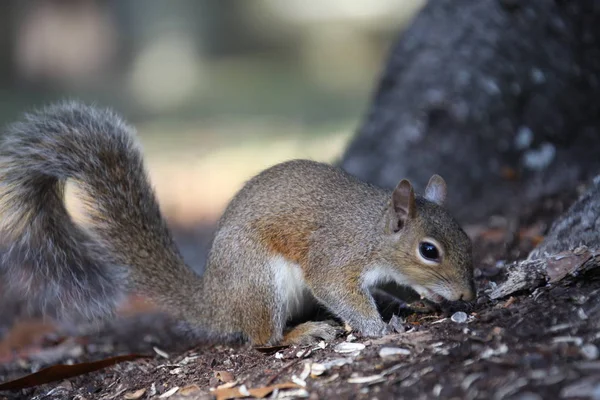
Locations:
380;174;475;303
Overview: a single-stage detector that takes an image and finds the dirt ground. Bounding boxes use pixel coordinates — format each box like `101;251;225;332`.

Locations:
1;193;599;400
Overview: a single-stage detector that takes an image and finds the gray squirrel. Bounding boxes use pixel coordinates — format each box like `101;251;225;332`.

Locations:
0;102;474;346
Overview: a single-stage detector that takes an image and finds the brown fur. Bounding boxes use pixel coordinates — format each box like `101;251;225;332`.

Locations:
253;215;316;266
0;101;474;346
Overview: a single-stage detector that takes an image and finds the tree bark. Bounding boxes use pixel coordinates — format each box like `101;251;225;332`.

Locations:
341;0;600;224
530;176;600;257
490;177;600;300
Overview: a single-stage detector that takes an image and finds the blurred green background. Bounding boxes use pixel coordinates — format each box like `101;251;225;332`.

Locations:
0;0;425;224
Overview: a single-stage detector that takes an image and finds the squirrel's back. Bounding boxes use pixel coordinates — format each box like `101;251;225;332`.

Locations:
210;159;390;269
220;159;389;228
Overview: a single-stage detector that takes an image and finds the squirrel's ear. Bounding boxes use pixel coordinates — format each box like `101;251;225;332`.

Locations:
424;174;447;206
391;179;416;231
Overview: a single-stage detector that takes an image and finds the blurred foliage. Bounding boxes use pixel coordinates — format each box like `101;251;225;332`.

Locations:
1;0;424;223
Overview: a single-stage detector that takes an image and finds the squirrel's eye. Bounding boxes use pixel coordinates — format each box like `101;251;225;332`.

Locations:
419;241;440;261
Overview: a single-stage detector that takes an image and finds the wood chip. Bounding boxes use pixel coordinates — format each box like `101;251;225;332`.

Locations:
153;347;170;359
378;347;411;358
124;388;146;400
347;374;386;384
333;342;365;354
159;386;179;398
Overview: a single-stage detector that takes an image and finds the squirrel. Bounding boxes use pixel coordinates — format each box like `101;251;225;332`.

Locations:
0;102;474;346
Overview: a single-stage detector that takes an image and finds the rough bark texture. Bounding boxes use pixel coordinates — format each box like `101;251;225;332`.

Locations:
490;177;600;300
530;176;600;257
341;0;600;224
490;249;600;300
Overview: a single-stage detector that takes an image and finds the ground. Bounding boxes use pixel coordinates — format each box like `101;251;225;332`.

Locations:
1;194;599;400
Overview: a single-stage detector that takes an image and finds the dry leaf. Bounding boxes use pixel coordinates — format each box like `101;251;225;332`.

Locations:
0;354;150;391
214;370;235;383
124;388;147;399
213;382;301;400
178;384;201;396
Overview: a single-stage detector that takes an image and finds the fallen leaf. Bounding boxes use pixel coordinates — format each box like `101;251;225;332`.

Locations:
213;382;301;400
178;384;201;396
124;388;147;399
0;354;150;391
214;370;235;383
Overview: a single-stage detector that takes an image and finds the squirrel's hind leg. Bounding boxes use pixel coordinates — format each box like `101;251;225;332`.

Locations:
244;254;318;346
281;320;341;345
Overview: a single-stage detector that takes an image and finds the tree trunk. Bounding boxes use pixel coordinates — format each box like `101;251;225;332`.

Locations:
341;0;600;224
489;177;600;300
530;176;600;258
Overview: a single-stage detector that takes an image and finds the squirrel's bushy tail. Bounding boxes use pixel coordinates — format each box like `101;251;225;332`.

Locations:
0;102;197;323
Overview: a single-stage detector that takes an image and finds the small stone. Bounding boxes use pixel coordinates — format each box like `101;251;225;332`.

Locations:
378;347;411;358
523;142;556;170
451;311;468;323
581;344;599;360
514;126;534;150
530;67;546;84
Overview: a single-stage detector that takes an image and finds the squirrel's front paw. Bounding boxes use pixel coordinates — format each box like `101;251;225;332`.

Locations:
354;319;393;338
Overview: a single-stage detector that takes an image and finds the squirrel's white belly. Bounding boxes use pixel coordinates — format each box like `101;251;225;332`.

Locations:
270;255;310;319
